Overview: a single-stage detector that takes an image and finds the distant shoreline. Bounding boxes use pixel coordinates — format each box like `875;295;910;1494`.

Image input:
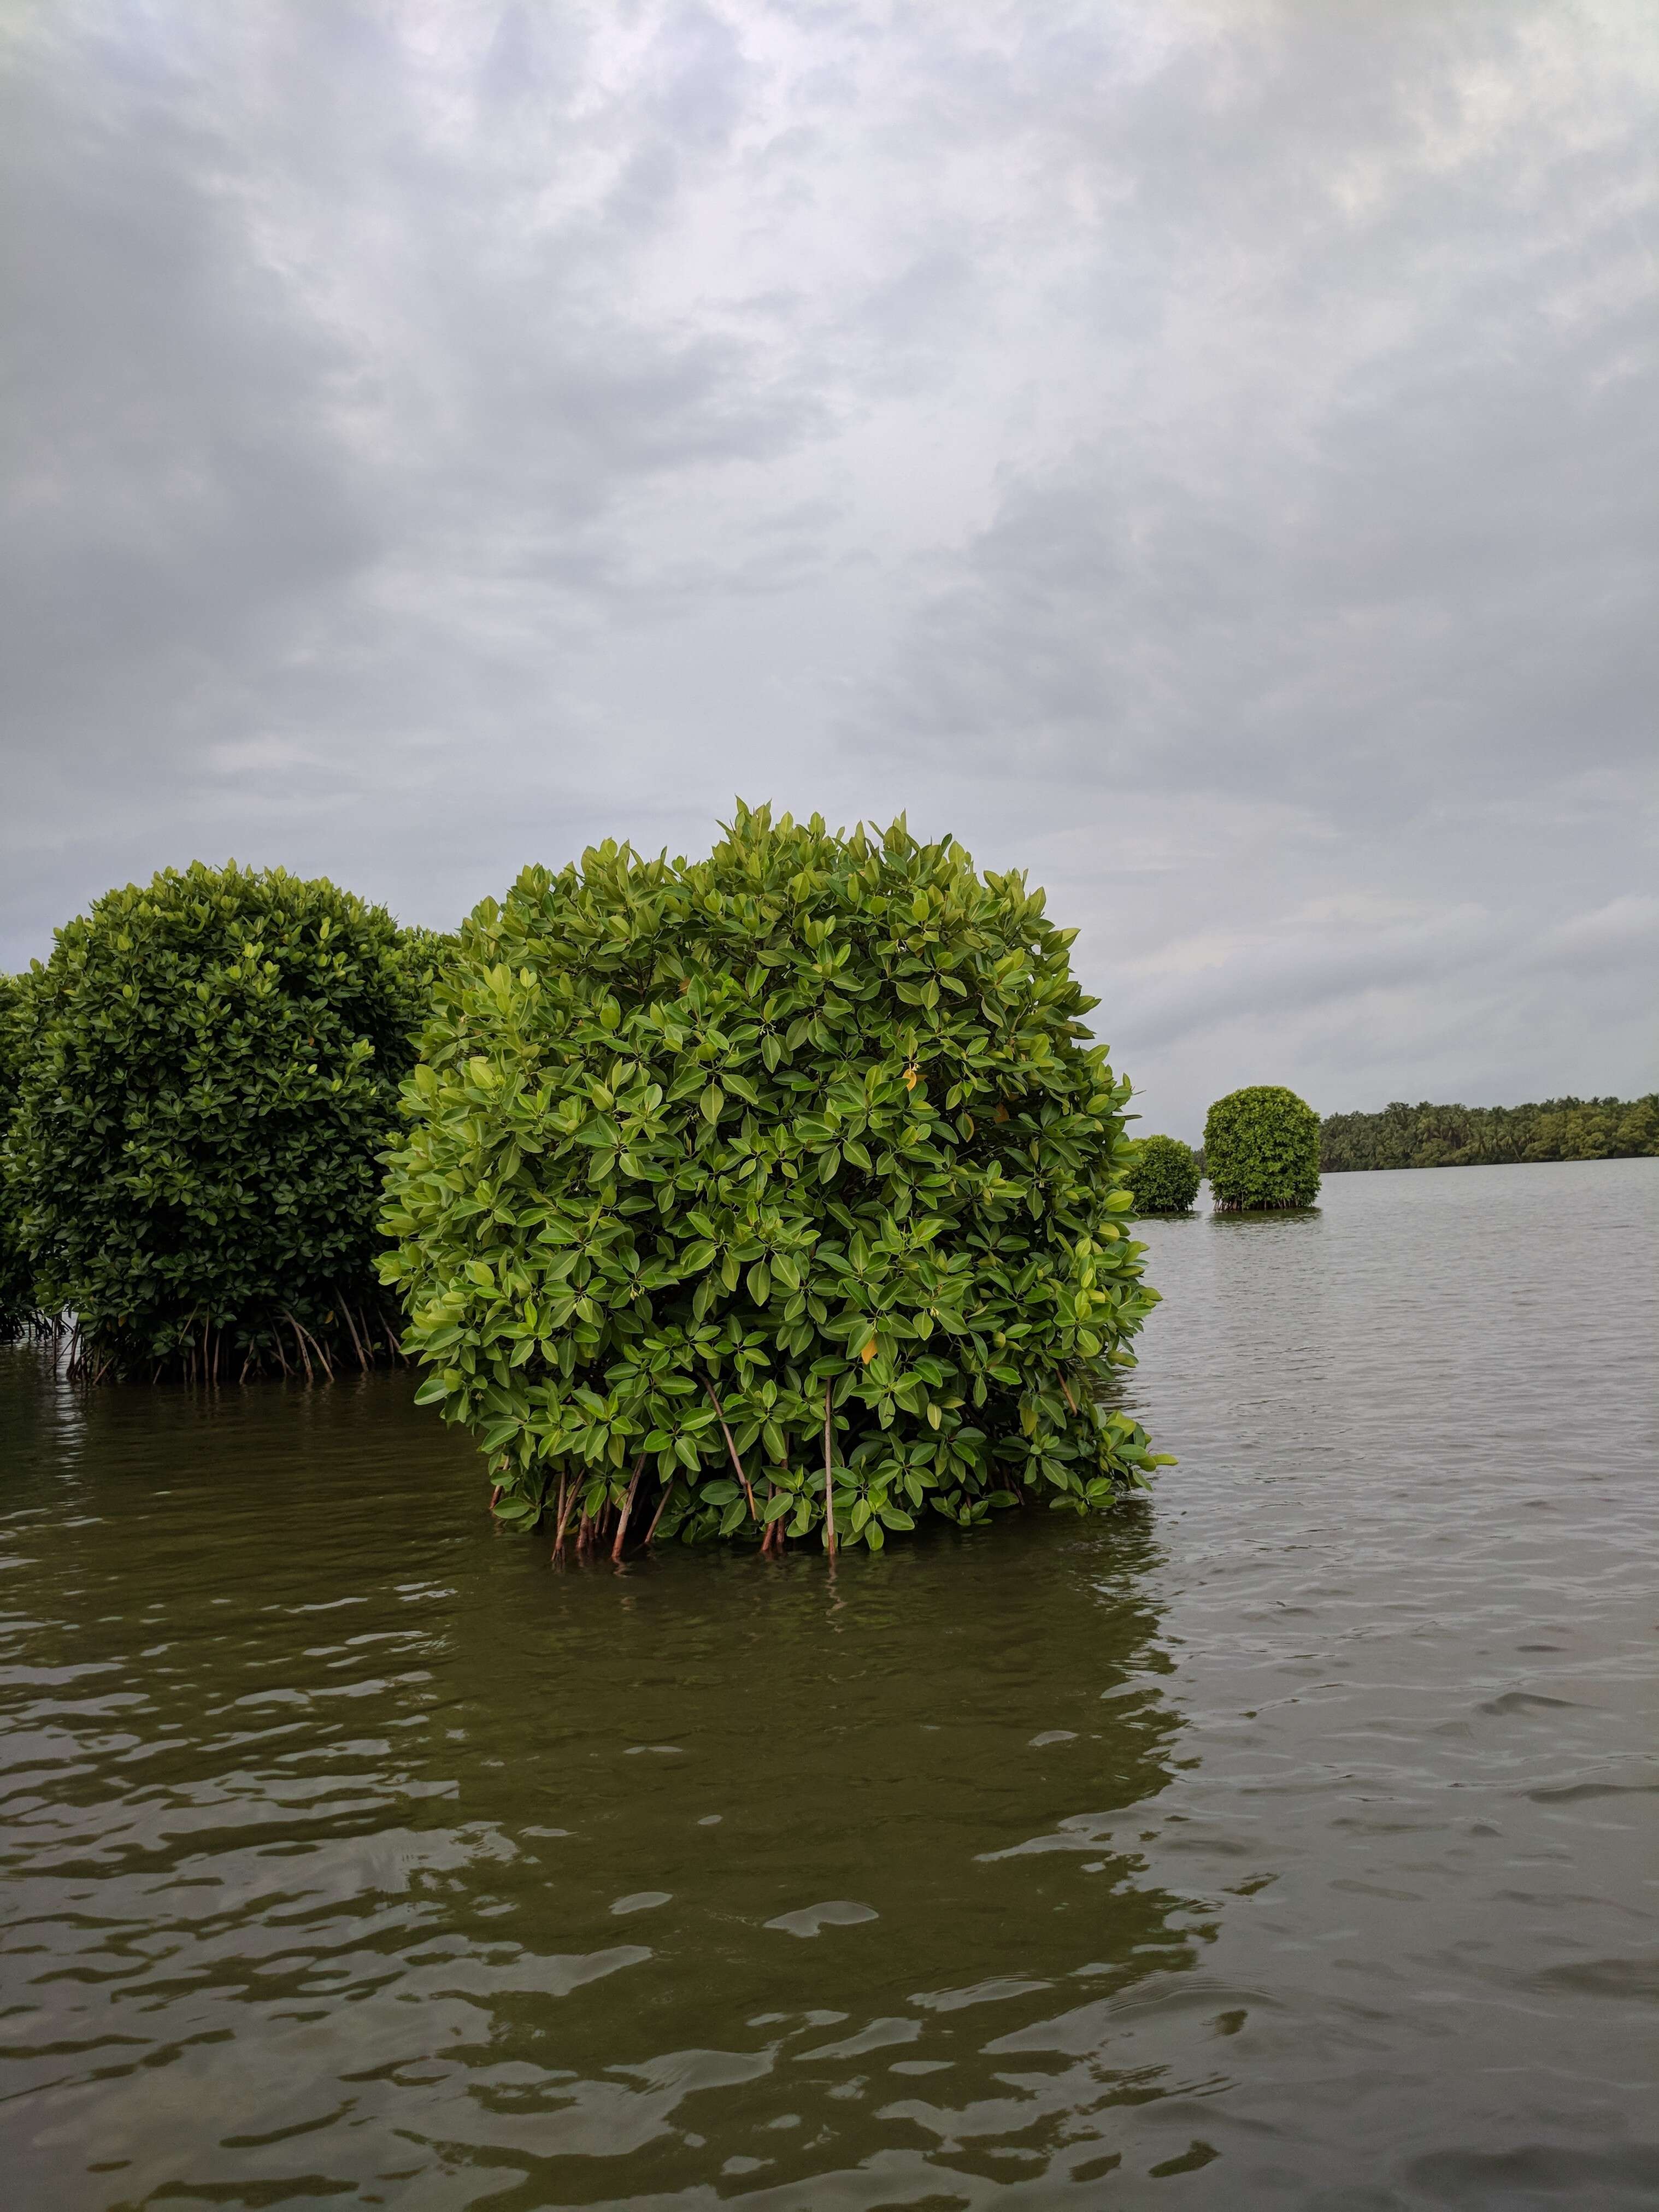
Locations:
1315;1094;1656;1174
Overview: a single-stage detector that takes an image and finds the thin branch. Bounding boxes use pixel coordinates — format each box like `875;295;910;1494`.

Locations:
611;1455;646;1562
552;1473;578;1561
704;1382;758;1520
285;1312;313;1384
644;1476;676;1547
285;1310;334;1383
336;1293;369;1372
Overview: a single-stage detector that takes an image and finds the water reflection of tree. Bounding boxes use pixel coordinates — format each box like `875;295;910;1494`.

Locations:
428;1507;1205;2205
0;1359;1206;2205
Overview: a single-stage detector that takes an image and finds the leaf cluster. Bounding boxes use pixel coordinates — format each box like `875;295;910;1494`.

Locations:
10;862;437;1378
1204;1085;1321;1211
1125;1133;1201;1215
380;804;1169;1550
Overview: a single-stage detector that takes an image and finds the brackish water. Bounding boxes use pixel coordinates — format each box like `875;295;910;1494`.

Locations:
2;1158;1656;2210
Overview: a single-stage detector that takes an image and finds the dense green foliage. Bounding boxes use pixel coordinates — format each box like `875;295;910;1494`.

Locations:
381;805;1169;1552
0;975;39;1339
1205;1085;1321;1211
1125;1133;1201;1214
10;863;434;1380
1322;1095;1658;1172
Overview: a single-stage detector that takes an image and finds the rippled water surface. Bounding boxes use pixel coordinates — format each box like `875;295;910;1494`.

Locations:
3;1158;1656;2210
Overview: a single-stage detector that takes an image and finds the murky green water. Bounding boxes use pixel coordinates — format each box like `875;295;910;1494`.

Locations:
2;1159;1656;2209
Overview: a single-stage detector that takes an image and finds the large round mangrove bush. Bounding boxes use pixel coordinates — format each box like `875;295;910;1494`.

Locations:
1204;1085;1321;1211
1125;1133;1201;1215
381;805;1169;1552
11;862;435;1380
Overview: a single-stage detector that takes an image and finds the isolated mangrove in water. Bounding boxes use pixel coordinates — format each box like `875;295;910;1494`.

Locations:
1205;1084;1321;1212
1321;1093;1659;1172
1123;1132;1201;1215
9;862;438;1381
380;803;1170;1554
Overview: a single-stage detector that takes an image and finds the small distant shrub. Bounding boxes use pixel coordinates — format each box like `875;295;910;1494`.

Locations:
381;805;1170;1553
1125;1134;1201;1214
11;862;436;1380
1205;1085;1320;1211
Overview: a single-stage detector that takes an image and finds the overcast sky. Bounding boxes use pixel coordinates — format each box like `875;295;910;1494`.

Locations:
3;0;1655;1140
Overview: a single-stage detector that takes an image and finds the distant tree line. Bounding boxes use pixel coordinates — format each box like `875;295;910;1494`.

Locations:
1320;1095;1658;1173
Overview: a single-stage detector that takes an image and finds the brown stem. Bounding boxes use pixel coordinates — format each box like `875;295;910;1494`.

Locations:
644;1477;676;1546
704;1382;758;1520
552;1474;576;1561
1058;1373;1079;1416
285;1313;314;1384
611;1456;645;1562
285;1309;334;1383
822;1382;838;1559
303;1319;335;1382
336;1293;369;1372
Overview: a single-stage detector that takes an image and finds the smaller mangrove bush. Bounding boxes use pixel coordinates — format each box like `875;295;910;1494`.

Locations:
10;862;436;1381
380;804;1170;1554
1125;1133;1201;1215
1205;1085;1321;1211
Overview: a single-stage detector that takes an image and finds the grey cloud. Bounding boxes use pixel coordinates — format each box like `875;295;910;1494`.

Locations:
1;0;1654;1136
